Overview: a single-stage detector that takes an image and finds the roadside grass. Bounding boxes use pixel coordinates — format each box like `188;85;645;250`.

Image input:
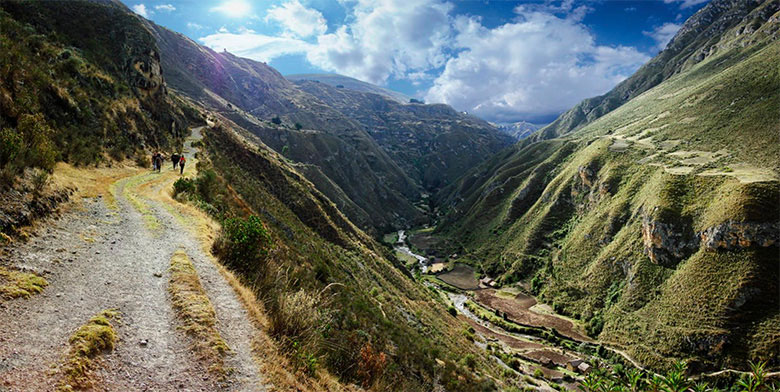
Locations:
0;266;47;299
57;309;120;392
168;249;230;376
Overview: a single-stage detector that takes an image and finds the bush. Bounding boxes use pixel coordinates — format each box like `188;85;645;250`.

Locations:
447;306;458;317
215;215;271;274
586;313;604;337
294;122;302;130
195;169;218;203
172;177;196;196
271;116;282;125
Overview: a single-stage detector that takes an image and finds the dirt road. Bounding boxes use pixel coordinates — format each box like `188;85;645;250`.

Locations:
0;128;265;391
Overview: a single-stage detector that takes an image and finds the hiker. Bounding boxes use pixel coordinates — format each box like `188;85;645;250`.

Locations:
171;153;180;170
154;152;163;172
151;152;157;171
179;155;186;175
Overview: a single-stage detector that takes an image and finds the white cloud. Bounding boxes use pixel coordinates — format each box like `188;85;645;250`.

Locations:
644;23;682;52
663;0;709;9
266;0;327;38
305;0;454;84
200;29;312;62
211;0;252;18
154;4;176;12
198;0;654;122
424;9;650;122
132;4;149;17
187;22;204;30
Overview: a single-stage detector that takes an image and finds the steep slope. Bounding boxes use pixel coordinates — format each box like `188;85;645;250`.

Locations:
286;73;412;103
534;0;780;140
435;0;779;372
293;79;514;191
145;22;423;233
188;117;506;391
0;1;196;235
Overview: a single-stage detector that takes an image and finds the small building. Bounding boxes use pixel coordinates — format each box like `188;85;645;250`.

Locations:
577;362;592;374
566;359;583;372
479;277;495;288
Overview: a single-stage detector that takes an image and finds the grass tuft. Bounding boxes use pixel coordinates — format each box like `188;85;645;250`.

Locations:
168;249;230;376
57;309;120;391
0;266;48;299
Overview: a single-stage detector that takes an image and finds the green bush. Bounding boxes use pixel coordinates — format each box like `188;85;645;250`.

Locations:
216;215;271;274
271;116;282;125
172;177;196;196
195;169;218;203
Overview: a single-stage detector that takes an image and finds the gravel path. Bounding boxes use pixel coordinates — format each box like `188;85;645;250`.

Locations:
0;128;265;391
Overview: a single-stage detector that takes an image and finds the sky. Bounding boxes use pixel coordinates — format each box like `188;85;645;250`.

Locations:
122;0;708;124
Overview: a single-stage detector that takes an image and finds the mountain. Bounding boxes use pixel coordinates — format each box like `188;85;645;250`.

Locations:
0;1;506;390
493;121;543;140
143;21;424;233
286;73;412;103
435;0;779;371
534;0;780;141
292;79;515;191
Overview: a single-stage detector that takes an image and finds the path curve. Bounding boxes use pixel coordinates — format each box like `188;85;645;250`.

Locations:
0;127;265;391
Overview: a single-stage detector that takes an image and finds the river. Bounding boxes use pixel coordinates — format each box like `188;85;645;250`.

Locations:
394;230;428;273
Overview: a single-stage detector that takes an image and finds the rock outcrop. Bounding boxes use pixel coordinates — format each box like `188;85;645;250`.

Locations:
698;220;780;250
642;214;780;267
641;214;699;267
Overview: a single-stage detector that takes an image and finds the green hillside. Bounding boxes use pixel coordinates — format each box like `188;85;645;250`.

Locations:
435;0;780;371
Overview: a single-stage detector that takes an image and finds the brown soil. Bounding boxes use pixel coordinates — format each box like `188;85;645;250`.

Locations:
475;289;591;342
438;264;479;290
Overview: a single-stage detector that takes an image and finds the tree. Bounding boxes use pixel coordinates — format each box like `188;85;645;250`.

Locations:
271;116;282;125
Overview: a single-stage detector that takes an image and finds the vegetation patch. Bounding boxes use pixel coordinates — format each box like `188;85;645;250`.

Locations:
168;249;230;376
57;309;120;391
0;266;47;299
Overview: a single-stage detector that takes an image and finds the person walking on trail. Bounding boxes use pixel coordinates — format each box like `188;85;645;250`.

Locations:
171;153;180;170
179;155;186;175
154;153;164;172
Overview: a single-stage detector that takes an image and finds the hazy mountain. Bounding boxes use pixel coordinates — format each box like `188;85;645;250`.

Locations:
435;0;779;370
286;73;412;103
492;121;544;140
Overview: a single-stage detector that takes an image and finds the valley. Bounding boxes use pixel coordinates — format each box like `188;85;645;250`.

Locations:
0;0;777;390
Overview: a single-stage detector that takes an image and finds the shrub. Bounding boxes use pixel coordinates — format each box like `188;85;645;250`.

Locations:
195;169;218;203
215;215;271;274
447;306;458;317
294;122;302;130
172;177;196;196
271;116;282;125
586;313;604;337
357;342;387;388
533;368;544;379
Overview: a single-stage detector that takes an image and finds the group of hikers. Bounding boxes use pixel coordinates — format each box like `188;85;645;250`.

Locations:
151;152;186;174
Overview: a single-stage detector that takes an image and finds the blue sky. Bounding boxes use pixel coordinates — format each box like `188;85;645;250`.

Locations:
124;0;708;123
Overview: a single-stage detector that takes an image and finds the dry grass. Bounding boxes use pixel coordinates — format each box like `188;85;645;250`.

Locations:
168;249;230;376
57;309;120;391
0;266;48;299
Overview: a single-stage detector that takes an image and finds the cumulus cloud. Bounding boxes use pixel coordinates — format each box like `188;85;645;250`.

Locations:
305;0;454;84
644;23;682;52
132;4;149;17
154;4;175;12
199;0;655;122
424;9;650;122
663;0;709;9
266;0;327;38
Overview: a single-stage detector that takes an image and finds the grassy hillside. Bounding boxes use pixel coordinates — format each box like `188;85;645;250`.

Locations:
184;119;507;391
0;1;197;234
435;4;780;372
534;0;780;140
